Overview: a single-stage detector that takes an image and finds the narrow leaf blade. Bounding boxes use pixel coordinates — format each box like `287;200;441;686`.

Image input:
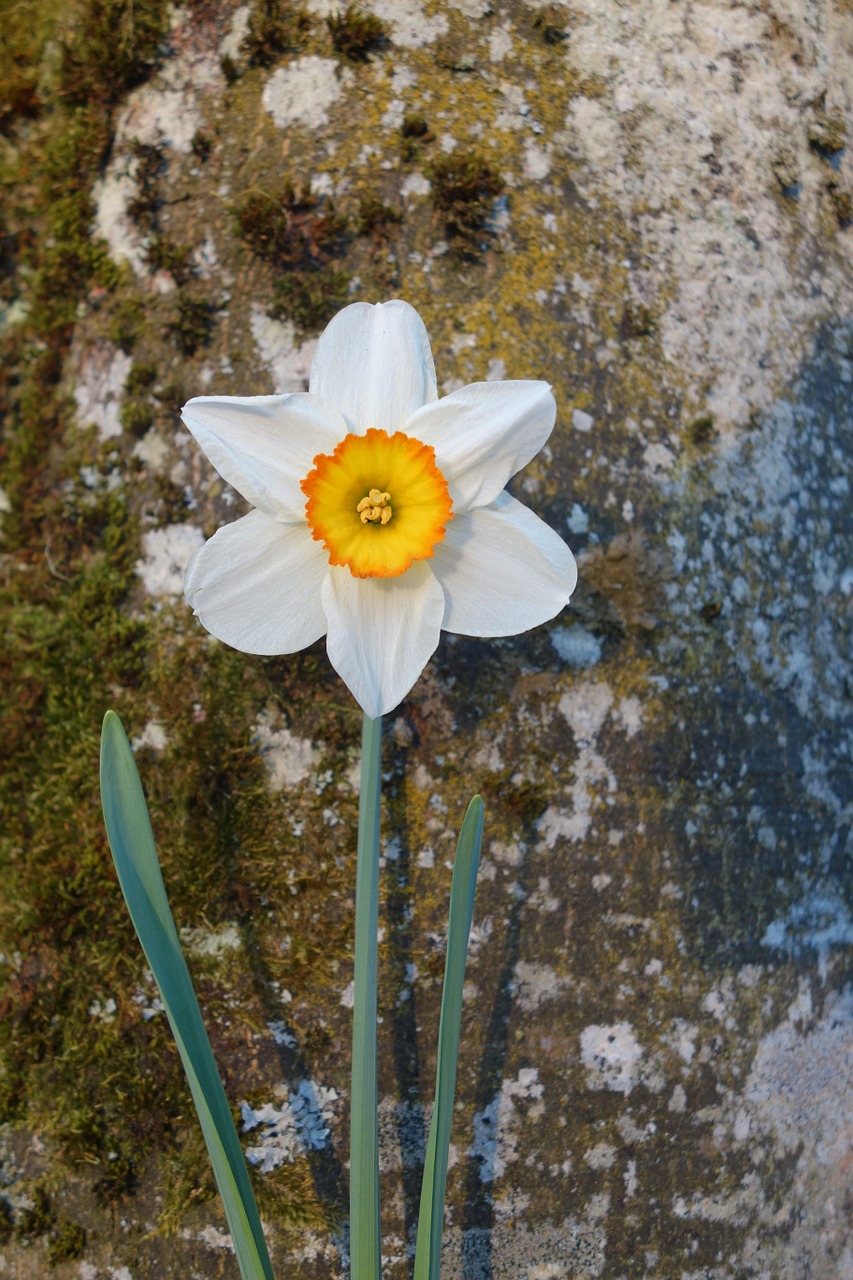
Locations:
414;795;484;1280
99;711;275;1280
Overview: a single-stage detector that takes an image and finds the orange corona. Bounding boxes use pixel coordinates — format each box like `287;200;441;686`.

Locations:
301;428;453;579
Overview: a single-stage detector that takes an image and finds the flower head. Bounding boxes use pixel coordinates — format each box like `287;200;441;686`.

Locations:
182;300;577;717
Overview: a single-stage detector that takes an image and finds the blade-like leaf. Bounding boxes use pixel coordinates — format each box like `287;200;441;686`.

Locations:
414;795;484;1280
99;711;275;1280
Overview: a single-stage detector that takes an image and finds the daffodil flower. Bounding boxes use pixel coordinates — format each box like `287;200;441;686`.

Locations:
182;300;577;717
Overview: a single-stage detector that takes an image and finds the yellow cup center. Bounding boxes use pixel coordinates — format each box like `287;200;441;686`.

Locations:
301;428;453;579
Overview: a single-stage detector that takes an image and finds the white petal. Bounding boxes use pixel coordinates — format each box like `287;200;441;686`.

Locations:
405;380;557;512
185;510;329;654
182;393;347;519
308;300;437;433
433;491;577;636
322;562;445;717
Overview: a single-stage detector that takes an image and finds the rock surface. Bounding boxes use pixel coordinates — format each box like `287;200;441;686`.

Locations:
0;0;851;1276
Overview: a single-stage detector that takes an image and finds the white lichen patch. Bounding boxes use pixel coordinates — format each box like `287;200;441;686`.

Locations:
0;296;29;333
253;710;321;790
192;235;221;279
473;739;503;772
370;0;448;48
613;695;644;739
180;923;242;959
446;0;490;15
195;1224;235;1253
537;680;618;845
665;1019;699;1066
522;141;551;180
135;524;204;596
536;803;590;848
263;57;352;129
250;306;317;392
488;25;513;62
385;64;417;93
125;16;223;136
400;171;432;200
115;81;205;157
511;960;566;1012
88;997;117;1022
469;1068;544;1183
745;985;853;1159
490;839;522;867
132;981;165;1022
380;97;408;130
702;986;733;1024
558;681;614;745
73;344;132;439
304;0;342;14
267;1020;297;1048
762;887;853;979
241;1080;339;1172
339;755;362;792
93;37;223;273
669;985;853;1273
584;1142;617;1170
219;5;251;60
642;442;677;480
92;163;149;275
560;0;853;427
580;1022;644;1095
551;624;602;668
132;428;171;472
466;917;492;959
444;1218;606;1278
131;720;168;752
567;503;590;536
494;82;535;132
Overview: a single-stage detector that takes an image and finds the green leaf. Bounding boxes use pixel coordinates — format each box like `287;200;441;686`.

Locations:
99;711;275;1280
414;795;485;1280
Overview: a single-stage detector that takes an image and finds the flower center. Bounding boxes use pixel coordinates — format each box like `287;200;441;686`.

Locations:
301;428;453;579
357;488;393;525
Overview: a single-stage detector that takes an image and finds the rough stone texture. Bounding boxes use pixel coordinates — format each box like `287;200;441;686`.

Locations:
1;0;851;1275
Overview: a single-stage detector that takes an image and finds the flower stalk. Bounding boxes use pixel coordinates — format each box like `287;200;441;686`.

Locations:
350;712;383;1280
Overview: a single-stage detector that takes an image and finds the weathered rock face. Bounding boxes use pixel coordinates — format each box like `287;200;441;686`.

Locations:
0;0;851;1276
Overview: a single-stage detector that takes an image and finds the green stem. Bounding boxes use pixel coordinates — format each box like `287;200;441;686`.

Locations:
351;712;382;1280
